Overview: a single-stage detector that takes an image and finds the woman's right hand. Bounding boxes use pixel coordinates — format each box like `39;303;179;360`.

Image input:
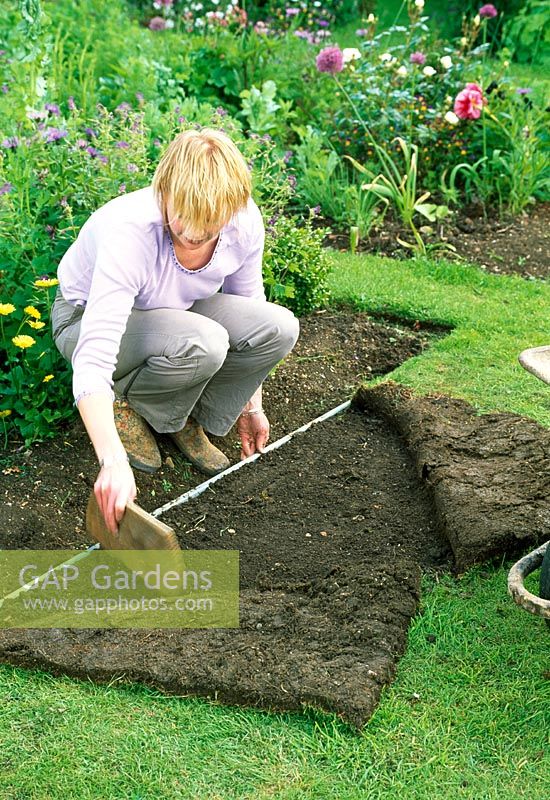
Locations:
94;459;137;535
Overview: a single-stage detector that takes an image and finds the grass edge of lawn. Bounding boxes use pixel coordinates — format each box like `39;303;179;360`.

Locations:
327;250;550;427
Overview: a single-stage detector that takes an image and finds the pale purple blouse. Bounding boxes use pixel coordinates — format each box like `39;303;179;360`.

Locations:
57;187;266;403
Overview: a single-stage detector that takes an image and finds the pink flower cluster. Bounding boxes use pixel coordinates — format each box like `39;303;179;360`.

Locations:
479;4;498;18
316;46;344;74
454;83;486;120
410;51;426;65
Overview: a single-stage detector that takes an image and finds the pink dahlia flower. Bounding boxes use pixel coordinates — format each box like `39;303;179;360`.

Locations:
316;46;344;74
479;4;498;18
454;83;486;120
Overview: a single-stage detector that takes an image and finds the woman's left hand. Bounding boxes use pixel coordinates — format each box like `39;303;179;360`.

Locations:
237;410;270;459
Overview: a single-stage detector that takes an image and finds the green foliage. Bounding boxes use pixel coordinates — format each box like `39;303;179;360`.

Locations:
440;91;550;213
263;212;332;316
312;4;550;213
0;285;74;442
292;125;382;238
239;80;295;137
348;137;450;254
503;0;550;64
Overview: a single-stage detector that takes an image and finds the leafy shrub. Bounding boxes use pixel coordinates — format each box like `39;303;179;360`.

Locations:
310;2;549;213
263;212;331;316
313;11;481;191
291;126;382;238
0;283;73;442
503;0;550;63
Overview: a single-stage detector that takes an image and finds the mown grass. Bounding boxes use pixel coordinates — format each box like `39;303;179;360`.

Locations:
0;564;548;800
328;252;550;426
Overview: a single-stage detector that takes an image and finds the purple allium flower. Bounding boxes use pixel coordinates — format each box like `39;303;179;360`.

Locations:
0;181;14;195
1;136;18;149
43;128;68;142
410;51;427;65
115;140;130;148
86;146;100;157
84;127;98;138
516;87;533;95
479;4;498;17
1;84;8;94
355;28;368;37
318;20;329;27
45;103;60;116
127;163;139;173
68;96;76;110
149;16;167;31
286;8;300;16
316;46;344;74
283;150;293;163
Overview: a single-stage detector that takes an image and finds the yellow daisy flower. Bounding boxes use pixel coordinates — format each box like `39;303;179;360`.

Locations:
43;374;54;382
24;305;41;319
28;320;46;329
0;409;12;418
12;334;36;349
0;303;16;315
34;278;59;288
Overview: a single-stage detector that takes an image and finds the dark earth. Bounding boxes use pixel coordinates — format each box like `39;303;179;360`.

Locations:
1;207;549;726
327;202;550;280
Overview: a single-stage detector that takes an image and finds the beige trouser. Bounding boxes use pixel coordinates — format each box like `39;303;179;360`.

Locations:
52;292;299;435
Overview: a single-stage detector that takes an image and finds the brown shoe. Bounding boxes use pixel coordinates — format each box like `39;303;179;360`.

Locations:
169;418;230;477
113;400;162;473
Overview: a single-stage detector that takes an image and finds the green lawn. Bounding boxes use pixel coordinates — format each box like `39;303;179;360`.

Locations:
0;565;547;800
1;251;549;799
328;252;550;426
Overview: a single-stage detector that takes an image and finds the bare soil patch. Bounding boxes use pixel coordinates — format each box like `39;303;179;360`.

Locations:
0;309;432;551
327;202;550;280
1;312;548;727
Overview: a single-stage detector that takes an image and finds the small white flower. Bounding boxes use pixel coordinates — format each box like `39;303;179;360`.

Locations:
460;36;468;46
380;52;392;62
342;48;362;63
445;95;453;104
367;13;376;23
422;65;436;77
440;55;453;69
415;0;425;8
473;14;481;26
397;65;408;77
444;111;459;125
503;60;510;67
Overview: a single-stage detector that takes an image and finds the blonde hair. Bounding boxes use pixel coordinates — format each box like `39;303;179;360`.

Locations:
152;128;251;236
